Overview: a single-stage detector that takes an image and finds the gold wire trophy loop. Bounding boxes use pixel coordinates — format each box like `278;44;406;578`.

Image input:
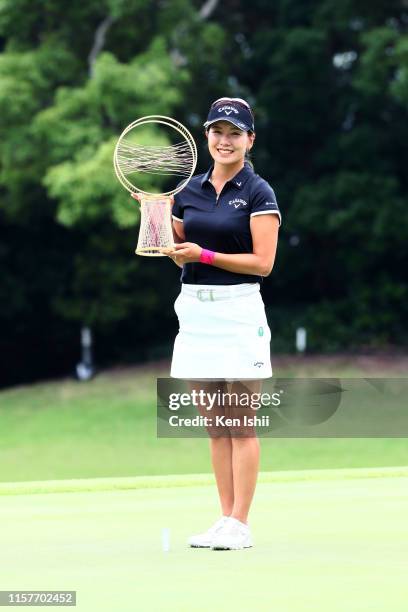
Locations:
113;115;197;256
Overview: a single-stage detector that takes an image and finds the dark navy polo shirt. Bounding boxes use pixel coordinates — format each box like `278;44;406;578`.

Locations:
172;162;281;285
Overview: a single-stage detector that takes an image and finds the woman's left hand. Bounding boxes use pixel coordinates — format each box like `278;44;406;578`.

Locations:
166;242;202;264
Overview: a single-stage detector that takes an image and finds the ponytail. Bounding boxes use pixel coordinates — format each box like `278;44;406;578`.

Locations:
245;147;254;170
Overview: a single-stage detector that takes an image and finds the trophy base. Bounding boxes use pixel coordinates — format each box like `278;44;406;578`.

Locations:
135;246;174;257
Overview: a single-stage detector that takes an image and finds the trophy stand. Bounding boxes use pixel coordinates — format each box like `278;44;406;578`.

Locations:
136;197;175;256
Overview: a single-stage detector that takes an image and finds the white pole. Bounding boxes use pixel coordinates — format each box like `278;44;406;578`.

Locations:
76;326;95;381
161;527;170;552
296;327;307;353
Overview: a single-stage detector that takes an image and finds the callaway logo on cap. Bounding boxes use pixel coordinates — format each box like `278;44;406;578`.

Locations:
217;105;239;115
204;97;255;132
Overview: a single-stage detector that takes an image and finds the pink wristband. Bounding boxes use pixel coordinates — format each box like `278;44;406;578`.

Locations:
200;248;215;265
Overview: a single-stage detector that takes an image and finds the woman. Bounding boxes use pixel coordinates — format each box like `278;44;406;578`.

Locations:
169;97;281;550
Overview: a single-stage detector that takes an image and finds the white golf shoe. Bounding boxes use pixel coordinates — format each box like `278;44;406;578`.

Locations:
188;516;231;548
211;517;253;550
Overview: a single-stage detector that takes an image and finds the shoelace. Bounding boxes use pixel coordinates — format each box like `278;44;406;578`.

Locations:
209;518;229;534
222;520;248;537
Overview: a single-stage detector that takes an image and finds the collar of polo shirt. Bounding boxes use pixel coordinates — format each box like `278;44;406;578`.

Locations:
200;161;253;190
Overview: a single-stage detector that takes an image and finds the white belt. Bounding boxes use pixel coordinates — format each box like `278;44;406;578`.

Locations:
180;283;260;302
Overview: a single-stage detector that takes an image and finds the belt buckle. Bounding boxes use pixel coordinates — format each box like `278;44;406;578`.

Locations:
197;289;214;302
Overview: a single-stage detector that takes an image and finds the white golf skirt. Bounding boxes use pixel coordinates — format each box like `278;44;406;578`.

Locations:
170;283;272;380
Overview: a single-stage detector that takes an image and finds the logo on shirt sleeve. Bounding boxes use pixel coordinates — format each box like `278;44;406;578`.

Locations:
229;198;248;209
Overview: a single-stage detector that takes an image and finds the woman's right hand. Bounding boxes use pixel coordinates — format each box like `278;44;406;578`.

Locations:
130;192;174;206
130;192;141;204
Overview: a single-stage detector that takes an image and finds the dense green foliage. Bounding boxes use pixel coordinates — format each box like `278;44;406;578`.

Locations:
0;0;407;385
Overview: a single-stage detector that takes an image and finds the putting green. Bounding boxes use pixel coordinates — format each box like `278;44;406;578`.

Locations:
1;467;407;611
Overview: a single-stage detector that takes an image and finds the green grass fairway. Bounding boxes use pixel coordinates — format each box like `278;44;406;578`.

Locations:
1;467;407;612
1;358;408;482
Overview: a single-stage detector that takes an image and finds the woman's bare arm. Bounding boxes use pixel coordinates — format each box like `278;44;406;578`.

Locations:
170;214;280;276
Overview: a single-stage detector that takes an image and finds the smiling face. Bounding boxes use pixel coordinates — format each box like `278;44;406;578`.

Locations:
206;121;255;168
